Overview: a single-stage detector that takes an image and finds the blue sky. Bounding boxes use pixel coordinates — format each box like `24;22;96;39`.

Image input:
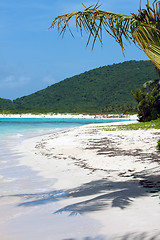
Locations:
0;0;149;100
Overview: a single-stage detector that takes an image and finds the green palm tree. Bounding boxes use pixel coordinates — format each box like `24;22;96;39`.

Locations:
50;0;160;69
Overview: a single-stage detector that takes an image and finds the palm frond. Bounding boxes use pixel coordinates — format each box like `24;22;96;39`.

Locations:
143;79;160;91
50;4;137;51
50;1;160;69
132;0;160;69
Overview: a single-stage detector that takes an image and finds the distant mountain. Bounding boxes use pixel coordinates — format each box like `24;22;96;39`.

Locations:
1;60;159;113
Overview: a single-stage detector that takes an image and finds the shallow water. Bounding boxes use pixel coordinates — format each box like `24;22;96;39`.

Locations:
0;117;129;136
0;118;130;239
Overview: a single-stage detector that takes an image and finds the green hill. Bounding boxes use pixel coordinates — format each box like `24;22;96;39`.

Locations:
0;98;15;111
13;60;158;113
0;60;158;114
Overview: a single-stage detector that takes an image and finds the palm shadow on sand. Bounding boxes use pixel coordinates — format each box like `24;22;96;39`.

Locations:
7;168;159;215
54;178;151;215
62;232;160;240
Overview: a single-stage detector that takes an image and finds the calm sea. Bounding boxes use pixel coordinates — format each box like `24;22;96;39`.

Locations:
0;117;130;138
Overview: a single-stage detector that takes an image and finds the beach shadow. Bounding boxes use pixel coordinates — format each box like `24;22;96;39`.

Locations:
3;179;141;209
20;190;70;206
113;232;160;240
63;237;105;240
2;190;69;207
61;232;160;240
3;168;159;213
55;169;160;215
54;179;146;215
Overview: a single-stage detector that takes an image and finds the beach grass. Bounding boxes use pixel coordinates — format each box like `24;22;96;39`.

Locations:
98;118;160;131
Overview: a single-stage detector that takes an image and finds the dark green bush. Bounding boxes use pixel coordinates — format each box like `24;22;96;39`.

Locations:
157;139;160;151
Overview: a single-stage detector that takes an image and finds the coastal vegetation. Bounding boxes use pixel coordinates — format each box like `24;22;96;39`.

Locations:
98;118;160;131
131;68;160;121
157;139;160;150
0;60;158;114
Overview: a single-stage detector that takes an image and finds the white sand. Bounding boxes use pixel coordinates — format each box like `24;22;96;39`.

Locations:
0;113;137;120
15;121;160;239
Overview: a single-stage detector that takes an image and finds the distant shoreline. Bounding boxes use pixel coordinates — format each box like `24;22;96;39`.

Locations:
0;113;138;120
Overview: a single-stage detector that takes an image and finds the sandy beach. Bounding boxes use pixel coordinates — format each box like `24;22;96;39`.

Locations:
0;113;137;120
7;119;159;239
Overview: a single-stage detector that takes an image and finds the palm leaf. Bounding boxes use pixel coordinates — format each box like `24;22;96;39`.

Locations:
132;0;160;69
50;1;160;69
50;5;136;51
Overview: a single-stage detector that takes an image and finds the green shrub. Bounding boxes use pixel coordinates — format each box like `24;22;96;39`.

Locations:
157;139;160;151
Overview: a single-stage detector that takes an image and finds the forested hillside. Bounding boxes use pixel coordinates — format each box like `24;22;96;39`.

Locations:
0;60;158;113
0;98;15;111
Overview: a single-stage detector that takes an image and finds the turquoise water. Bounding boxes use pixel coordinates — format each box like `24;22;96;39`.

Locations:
0;118;130;137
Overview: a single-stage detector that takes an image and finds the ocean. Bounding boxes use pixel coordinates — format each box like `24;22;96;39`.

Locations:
0;117;130;137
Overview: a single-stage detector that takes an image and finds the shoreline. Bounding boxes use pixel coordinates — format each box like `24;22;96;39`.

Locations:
15;121;160;238
0;113;138;120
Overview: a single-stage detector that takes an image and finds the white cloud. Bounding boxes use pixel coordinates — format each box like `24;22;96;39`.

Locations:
3;75;15;86
0;75;30;88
